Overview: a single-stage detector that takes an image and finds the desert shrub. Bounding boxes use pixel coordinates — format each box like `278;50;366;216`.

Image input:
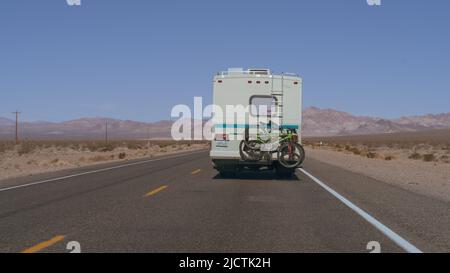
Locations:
100;144;115;152
422;154;435;162
366;152;377;159
50;158;59;164
349;147;361;155
18;142;35;156
409;152;422;160
85;142;100;152
152;145;160;150
384;155;394;161
0;141;15;153
69;143;82;150
85;142;115;152
118;152;126;159
1;139;206;157
43;143;53;149
126;142;141;150
90;155;109;162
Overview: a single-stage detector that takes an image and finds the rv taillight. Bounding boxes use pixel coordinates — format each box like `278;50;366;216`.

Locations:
215;134;229;141
248;80;252;84
218;80;222;83
294;81;298;85
256;81;261;84
265;81;269;84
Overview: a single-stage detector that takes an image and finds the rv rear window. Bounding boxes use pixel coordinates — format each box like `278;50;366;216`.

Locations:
250;96;276;116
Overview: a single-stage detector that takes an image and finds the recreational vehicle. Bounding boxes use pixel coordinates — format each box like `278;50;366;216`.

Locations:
210;68;305;177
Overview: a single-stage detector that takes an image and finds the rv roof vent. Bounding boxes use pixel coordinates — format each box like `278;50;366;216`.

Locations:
227;68;244;74
248;69;270;75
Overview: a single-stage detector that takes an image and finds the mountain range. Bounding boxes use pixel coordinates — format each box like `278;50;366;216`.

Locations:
1;107;449;139
302;107;450;137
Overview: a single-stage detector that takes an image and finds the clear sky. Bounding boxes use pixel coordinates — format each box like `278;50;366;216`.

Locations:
1;0;449;122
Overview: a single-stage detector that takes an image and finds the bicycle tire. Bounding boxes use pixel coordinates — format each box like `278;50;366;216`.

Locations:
277;142;305;168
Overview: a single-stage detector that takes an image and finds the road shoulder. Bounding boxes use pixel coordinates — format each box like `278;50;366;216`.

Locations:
0;149;209;191
302;157;450;252
305;147;450;203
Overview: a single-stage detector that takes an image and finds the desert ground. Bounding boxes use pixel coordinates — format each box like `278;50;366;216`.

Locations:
0;140;209;182
304;129;450;202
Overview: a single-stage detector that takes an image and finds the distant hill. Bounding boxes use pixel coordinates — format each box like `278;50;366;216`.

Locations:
302;107;438;137
1;108;450;139
393;113;450;128
0;117;14;128
0;117;174;140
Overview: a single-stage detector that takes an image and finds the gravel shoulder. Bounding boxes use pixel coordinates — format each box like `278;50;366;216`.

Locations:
305;147;450;203
0;143;208;182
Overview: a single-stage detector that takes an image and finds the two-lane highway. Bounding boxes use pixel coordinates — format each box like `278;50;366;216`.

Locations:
0;150;449;253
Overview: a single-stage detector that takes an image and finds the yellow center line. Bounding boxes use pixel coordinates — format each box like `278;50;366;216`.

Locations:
191;169;202;175
144;185;168;197
21;235;65;253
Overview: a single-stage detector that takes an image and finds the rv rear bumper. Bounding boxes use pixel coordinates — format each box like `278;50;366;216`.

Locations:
209;150;241;160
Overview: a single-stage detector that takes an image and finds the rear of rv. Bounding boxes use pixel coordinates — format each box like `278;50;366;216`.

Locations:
210;68;302;173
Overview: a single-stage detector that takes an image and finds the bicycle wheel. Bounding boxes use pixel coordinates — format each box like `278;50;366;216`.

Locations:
277;142;305;168
239;140;262;161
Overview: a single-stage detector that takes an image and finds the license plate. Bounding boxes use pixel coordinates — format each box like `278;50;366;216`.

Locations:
216;141;228;147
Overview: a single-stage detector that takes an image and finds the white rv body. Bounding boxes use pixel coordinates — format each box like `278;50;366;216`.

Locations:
209;68;302;172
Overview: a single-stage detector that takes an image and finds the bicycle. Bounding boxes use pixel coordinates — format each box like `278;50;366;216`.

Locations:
239;127;305;168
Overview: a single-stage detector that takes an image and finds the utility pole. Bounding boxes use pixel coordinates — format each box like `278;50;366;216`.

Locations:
12;111;20;145
105;119;108;144
147;125;151;149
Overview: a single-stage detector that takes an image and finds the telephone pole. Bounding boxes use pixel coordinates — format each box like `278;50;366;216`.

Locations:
12;111;20;145
105;119;108;144
147;125;151;149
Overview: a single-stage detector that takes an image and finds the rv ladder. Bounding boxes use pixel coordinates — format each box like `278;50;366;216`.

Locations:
271;74;284;128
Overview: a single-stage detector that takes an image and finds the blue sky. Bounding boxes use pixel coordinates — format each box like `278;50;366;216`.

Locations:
1;0;449;122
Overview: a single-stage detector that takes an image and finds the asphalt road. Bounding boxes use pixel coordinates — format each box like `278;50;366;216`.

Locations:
0;150;449;253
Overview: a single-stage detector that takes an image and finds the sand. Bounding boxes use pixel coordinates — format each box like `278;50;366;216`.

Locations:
305;147;450;202
0;143;208;182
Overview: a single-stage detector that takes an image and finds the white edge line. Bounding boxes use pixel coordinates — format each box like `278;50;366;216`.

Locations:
297;168;423;253
0;150;207;193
